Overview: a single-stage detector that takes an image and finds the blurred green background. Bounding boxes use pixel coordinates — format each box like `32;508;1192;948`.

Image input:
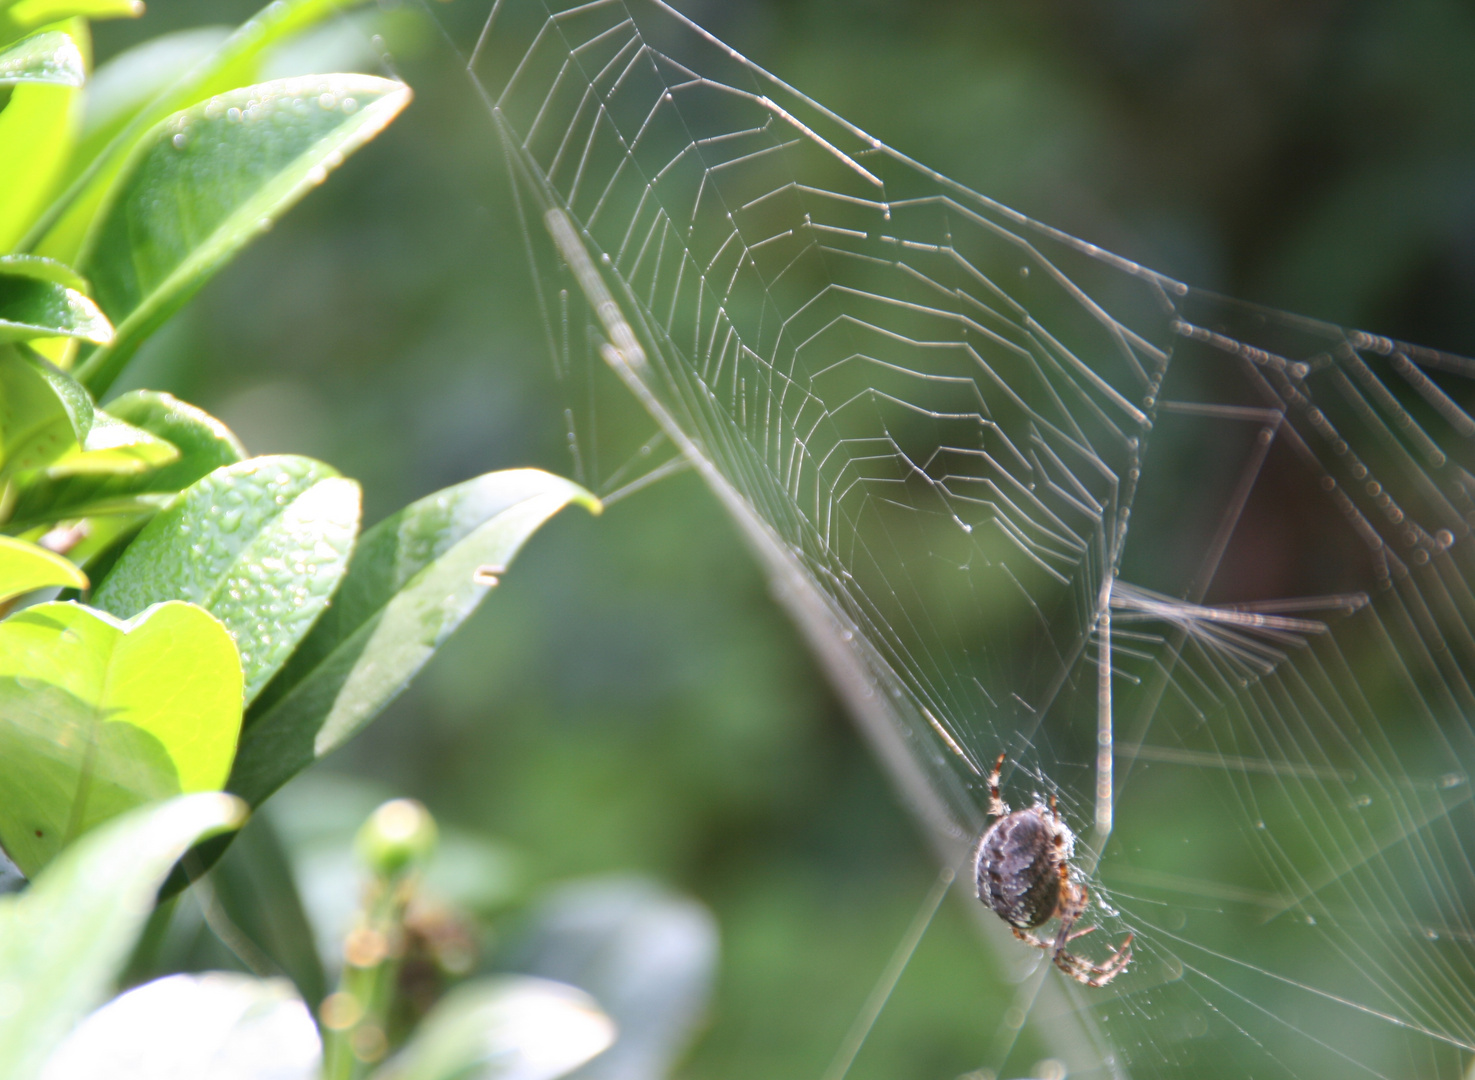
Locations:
93;1;1475;1077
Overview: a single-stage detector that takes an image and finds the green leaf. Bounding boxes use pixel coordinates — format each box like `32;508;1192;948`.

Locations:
371;977;615;1080
6;390;246;532
73;73;410;394
33;0;374;260
105;390;247;480
42;411;177;479
92;455;361;703
0;21;81;251
5;251;98;365
231;469;598;807
503;878;719;1080
0;273;111;345
0;29;81;86
0;793;245;1080
0;534;85;601
38;972;321;1080
0;346;91;481
75;26;233;179
0;599;243;877
0;254;87;291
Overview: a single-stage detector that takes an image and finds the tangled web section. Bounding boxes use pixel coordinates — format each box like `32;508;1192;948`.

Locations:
439;1;1475;1076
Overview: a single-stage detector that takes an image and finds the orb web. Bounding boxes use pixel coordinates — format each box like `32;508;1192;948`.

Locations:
432;1;1475;1075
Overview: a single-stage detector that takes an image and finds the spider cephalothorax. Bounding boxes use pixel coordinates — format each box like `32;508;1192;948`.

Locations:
973;752;1133;987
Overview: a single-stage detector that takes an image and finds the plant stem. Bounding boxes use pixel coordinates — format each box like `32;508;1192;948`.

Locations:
319;875;413;1080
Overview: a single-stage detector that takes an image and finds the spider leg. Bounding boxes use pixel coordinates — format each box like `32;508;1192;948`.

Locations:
986;752;1008;819
1015;926;1135;987
1010;927;1055;952
1052;932;1135;988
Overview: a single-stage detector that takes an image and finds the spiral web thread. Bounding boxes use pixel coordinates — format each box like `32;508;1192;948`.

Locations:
449;1;1475;1076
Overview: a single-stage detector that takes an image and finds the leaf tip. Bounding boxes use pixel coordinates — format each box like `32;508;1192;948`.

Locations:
185;790;250;835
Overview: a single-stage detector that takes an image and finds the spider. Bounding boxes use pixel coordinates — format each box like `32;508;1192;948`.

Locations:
973;752;1134;987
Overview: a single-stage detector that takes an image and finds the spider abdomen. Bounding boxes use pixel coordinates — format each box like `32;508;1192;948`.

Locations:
975;809;1063;930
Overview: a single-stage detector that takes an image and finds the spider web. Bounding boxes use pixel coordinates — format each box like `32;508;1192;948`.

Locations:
438;1;1475;1076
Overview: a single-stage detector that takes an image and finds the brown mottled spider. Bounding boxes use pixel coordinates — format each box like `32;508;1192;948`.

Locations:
973;752;1134;987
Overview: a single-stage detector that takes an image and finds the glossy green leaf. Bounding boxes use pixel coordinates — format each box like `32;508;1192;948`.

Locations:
0;346;91;481
0;22;80;251
74;26;233;181
0;274;111;345
73;73;410;393
231;469;598;807
33;0;371;261
371;977;615;1080
92;455;361;703
0;599;243;877
0;29;81;86
0;534;86;602
7;390;246;532
38;972;321;1080
105;390;246;479
42;411;177;478
0;254;86;291
0;793;245;1080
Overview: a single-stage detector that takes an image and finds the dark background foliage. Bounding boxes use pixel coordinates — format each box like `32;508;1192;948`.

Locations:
94;1;1475;1075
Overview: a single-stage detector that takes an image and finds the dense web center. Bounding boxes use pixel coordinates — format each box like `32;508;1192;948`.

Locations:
434;2;1475;1076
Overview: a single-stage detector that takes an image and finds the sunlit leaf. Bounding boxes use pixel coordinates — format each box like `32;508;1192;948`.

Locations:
42;411;177;479
0;29;81;86
0;534;86;602
7;390;246;533
0;599;242;877
34;0;372;260
75;26;232;180
92;455;361;702
0;793;245;1080
0;254;87;292
0;21;81;251
231;469;598;806
0;274;111;345
371;977;615;1080
72;73;409;393
38;972;320;1080
105;390;246;480
0;346;91;481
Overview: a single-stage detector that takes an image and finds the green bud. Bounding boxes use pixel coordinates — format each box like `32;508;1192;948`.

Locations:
355;798;437;879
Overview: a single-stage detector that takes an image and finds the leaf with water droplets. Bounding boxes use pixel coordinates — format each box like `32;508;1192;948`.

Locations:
0;271;111;346
0;30;84;88
0;600;242;878
33;0;372;264
73;73;411;393
91;455;361;703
